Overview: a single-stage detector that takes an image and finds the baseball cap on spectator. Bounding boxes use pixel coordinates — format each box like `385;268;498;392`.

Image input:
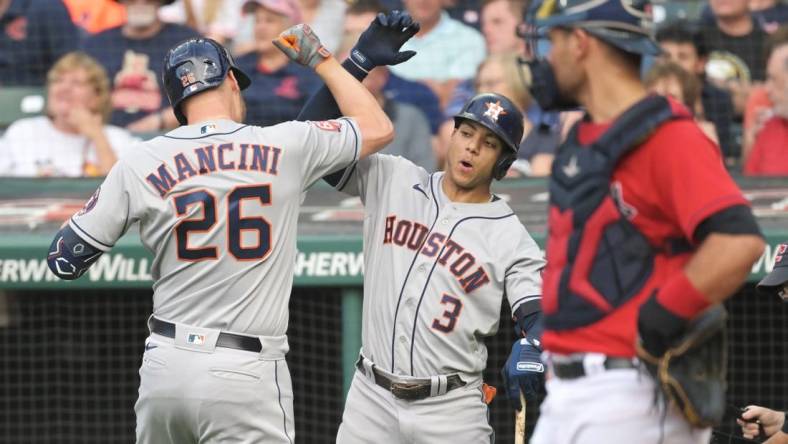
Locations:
243;0;302;23
757;243;788;291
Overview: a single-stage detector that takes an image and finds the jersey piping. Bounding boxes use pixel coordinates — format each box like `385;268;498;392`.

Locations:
408;211;517;375
389;172;441;373
69;217;114;251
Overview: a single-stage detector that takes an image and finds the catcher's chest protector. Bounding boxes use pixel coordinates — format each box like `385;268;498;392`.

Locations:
543;95;692;331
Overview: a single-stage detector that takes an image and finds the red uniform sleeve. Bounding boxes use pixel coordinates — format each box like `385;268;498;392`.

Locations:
650;121;749;240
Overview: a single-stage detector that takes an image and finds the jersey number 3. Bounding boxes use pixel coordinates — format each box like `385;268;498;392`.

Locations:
173;184;272;261
432;294;463;333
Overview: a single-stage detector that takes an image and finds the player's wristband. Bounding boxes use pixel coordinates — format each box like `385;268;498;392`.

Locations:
782;412;788;433
348;48;374;73
655;271;711;319
341;57;369;81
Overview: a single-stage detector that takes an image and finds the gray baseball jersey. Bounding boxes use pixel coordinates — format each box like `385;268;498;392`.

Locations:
333;154;545;380
69;118;360;336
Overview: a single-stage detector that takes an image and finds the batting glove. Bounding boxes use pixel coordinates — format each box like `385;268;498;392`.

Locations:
349;10;420;73
273;24;331;69
502;336;545;411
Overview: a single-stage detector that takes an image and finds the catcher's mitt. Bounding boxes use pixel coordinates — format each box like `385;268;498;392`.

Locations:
636;304;728;428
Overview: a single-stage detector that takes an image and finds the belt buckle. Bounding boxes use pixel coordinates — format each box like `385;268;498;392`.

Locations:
390;381;425;400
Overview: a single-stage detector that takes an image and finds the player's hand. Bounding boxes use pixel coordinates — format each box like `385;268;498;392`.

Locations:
501;337;544;410
349;10;420;72
273;24;332;70
636;292;688;359
737;406;786;439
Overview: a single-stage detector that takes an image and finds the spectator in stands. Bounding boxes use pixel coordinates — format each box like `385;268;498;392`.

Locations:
444;0;483;30
703;0;769;114
63;0;127;35
750;0;788;34
743;39;788;175
158;0;244;43
0;0;79;86
298;0;346;53
743;25;788;159
235;0;320;127
480;0;525;55
657;22;737;160
361;66;436;170
701;0;788;33
390;0;486;108
342;0;442;137
644;61;720;145
0;52;139;177
81;0;199;132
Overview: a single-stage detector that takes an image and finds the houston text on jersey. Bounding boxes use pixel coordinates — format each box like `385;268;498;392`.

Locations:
383;215;490;293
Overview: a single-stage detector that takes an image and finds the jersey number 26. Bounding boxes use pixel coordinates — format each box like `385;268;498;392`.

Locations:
173;184;272;261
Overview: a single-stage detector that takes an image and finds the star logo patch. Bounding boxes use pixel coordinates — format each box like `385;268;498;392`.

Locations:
483;101;507;122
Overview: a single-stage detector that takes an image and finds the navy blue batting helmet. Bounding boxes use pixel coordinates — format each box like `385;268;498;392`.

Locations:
454;93;524;180
162;38;251;125
531;0;660;56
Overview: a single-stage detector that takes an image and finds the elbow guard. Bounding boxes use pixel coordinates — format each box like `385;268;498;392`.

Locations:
47;224;104;280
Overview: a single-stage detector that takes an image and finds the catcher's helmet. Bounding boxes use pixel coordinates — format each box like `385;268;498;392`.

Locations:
530;0;660;56
454;93;524;180
162;38;251;125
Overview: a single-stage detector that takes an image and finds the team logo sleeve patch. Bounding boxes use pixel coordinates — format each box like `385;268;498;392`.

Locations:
77;187;101;216
311;120;343;132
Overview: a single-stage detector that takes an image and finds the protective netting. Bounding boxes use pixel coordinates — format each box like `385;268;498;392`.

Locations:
0;283;784;443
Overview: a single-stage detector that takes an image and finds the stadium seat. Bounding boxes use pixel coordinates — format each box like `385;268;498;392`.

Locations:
0;87;46;129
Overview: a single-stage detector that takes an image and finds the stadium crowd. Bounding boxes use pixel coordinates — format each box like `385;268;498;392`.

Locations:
0;0;786;177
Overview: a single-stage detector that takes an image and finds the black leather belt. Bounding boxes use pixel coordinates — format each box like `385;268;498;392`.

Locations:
149;317;262;353
355;358;465;401
552;357;636;379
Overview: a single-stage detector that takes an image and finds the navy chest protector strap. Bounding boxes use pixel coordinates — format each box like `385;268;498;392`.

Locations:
543;95;693;331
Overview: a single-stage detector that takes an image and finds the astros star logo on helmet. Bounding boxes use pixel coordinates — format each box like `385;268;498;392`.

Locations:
483;101;507;122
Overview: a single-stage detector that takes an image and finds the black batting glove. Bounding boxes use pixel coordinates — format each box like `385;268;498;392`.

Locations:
349;10;420;72
637;292;689;359
502;336;544;410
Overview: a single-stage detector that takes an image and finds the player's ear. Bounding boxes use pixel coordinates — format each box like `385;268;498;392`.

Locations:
226;70;240;92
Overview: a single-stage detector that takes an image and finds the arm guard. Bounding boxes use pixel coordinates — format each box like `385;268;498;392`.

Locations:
47;224;104;280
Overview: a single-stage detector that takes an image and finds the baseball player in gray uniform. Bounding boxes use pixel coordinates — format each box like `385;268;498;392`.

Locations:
46;29;393;443
298;12;548;443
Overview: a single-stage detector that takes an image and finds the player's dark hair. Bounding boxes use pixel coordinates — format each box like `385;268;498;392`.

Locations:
346;0;387;15
656;21;707;58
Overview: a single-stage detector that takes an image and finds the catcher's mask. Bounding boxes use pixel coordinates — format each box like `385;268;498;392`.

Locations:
519;0;661;111
453;93;525;180
162;38;252;125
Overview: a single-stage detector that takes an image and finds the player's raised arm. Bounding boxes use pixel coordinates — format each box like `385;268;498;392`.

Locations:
273;24;394;158
297;11;420;123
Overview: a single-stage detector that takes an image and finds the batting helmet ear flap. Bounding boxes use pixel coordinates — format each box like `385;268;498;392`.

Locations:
494;151;517;180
